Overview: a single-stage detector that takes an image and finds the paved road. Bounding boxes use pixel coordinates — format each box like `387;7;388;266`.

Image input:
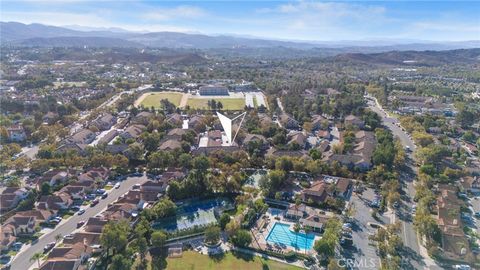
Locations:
11;175;147;270
366;96;442;269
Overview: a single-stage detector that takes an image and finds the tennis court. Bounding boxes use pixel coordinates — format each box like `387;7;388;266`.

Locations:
153;198;233;232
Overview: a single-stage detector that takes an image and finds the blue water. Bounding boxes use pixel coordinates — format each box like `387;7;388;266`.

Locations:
266;222;315;250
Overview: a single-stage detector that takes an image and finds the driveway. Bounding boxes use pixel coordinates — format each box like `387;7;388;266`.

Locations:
10;175;148;270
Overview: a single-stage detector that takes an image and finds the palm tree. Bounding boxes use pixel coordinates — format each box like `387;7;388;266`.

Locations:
293;222;301;251
30;252;43;269
303;226;312;255
55;233;63;243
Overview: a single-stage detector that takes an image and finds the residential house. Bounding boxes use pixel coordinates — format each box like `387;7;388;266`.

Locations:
242;134;269;151
56;142;88;156
69;129;95;144
3;216;36;235
0;224;16;251
131;111;154;125
167;128;188;140
120;124;145;140
0;187;28;213
37;192;73;211
279;113;299;130
288;132;307;149
459;176;480;194
6;125;26;142
344;115;364;129
84;217;108;233
43;112;59;124
34;170;69;189
159;139;182;151
166;113;183;127
141;181;166;193
437;185;470;260
311;115;328;131
188;115;205;132
301;181;328;204
90;113;117;131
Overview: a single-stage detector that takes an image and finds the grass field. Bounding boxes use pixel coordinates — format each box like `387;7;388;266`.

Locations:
187;98;245;110
165;251;302;270
140;92;184;108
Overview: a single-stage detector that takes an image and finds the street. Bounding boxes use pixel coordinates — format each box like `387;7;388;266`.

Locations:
366;96;442;269
10;175;147;270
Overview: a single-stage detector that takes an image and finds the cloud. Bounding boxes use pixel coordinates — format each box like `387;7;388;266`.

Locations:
143;5;207;21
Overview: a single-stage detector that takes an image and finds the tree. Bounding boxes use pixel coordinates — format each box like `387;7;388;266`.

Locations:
204;226;221;245
219;213;231;230
133;236;148;264
231;229;252;247
151;231;167;249
152;198;176;219
100;220;130;256
54;233;63;243
41;182;52;195
225;219;240;237
110;254;132;270
30;252;43;268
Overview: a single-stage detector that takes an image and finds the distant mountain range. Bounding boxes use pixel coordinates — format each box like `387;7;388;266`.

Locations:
1;21;479;52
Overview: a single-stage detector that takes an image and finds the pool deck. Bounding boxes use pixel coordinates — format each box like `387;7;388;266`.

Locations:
251;209;320;255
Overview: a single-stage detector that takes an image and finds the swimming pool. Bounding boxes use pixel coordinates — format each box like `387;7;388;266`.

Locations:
266;222;315;250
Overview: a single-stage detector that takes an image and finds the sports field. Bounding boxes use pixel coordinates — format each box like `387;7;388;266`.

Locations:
138;92;184;108
187;98;245;110
165;251;302;270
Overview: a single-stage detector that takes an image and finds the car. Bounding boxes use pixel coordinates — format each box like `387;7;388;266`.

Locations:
454;265;471;270
132;184;141;190
474;212;480;218
63;234;74;240
43;242;55;253
78;209;85;215
369;223;381;229
342;223;352;230
11;242;23;251
0;255;11;265
101;193;108;199
340;237;353;246
70;205;80;211
393;201;400;208
77;221;85;228
91;199;99;207
114;182;121;189
96;189;106;195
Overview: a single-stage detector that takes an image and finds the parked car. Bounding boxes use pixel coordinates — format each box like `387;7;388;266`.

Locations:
0;255;11;265
43;242;55;253
78;209;85;215
91;199;99;207
96;189;106;195
340;237;353;246
114;182;121;189
63;234;74;240
77;221;85;228
454;265;471;270
132;184;141;190
101;193;108;199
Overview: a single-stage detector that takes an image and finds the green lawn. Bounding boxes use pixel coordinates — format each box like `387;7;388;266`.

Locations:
165;251;301;270
187;98;245;110
140;92;184;108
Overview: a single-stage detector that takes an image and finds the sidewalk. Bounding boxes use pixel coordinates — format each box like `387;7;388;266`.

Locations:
232;246;306;268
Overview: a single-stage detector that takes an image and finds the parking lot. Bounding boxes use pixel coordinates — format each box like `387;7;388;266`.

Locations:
340;188;387;269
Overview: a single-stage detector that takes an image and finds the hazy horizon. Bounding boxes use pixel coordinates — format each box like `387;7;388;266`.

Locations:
1;0;479;42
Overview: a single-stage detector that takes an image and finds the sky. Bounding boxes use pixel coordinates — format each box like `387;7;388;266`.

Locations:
1;0;479;41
